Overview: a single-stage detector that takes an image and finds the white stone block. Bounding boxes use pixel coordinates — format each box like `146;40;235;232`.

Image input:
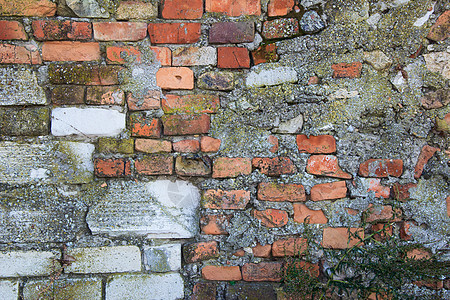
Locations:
246;64;298;88
0;250;59;277
51;107;126;137
24;277;102;300
144;244;181;272
0;280;19;300
106;273;184;300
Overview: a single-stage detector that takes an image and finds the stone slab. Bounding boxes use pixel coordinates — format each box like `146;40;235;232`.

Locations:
106;273;184;300
246;65;298;87
0;280;18;300
0;250;59;277
86;180;200;238
23;278;102;300
143;244;181;272
0;67;47;105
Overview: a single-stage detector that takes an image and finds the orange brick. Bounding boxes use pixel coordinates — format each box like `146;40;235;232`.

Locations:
252;209;288;228
184;241;219;263
135;154;174;175
202;189;250;209
202;265;242;281
205;0;261;16
173;139;200;152
162;94;220;114
257;183;305;202
296;134;336;154
0;21;27;40
268;0;294;16
293;203;327;224
332;62;362;78
127;91;161;111
201;136;221;152
365;205;401;223
0;0;56;17
162;114;210;135
148;23;201;44
218;47;250;68
252;157;296;176
156;67;194;90
251;43;278;65
94;158;131;177
310;181;347;201
150;46;171;65
306;155;352;179
242;262;283;282
135;139;172;153
407;248;432;260
322;228;364;249
371;223;393;241
0;43;41;64
106;46;141;64
359;158;403;178
130;115;162;138
162;0;203;19
414;145;440;179
400;221;412;241
212;157;252;178
272;237;307;257
200;214;231;235
93;22;147;41
252;243;271;258
42;41;100;62
32;20;91;40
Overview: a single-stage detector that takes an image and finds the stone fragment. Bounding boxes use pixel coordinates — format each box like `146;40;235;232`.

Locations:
328;88;358;100
268;0;294;16
198;71;234;90
24;278;102;300
202;266;242;280
202;189;250;209
252;209;288;228
0;0;56;17
272;237;307;257
423;52;450;79
183;241;219;263
0;107;49;136
358;159;403;177
86;180;200;238
414;145;440;179
263;18;299;39
363;50;392;70
306;155;352;179
0;67;46;105
0;280;18;299
296;134;336;154
116;1;157;20
273;114;303;133
0;250;59;277
322;228;363;249
66;0;109;18
144;244;181;272
209;22;254;44
86;86;124;105
293;203;328;224
246;64;298;87
205;0;261;16
300;10;325;33
257;183;305;201
310;181;347;201
175;156;211;176
427;10;450;41
420;89;449;109
172;46;217;66
218;47;250;68
436;113;450;133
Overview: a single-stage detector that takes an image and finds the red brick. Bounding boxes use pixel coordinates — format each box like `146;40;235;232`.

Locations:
322;228;364;249
32;20;91;41
332;62;363;79
413;280;444;290
202;189;250;209
391;182;417;201
272;237;307;257
414;145;440;179
218;47;250;69
0;0;56;17
130;114;162;138
306;155;352;179
242;262;283;282
200;214;231;235
427;10;450;41
94;158;131;177
106;46;141;64
202;265;242;281
346;208;359;215
162;0;203;19
162;94;220;114
127;91;161;110
262;18;299;39
148;23;201;44
192;282;217;300
445;278;450;290
268;135;279;153
251;43;278;65
252;243;271;258
150;46;171;65
268;0;294;16
86;86;124;105
252;157;297;176
0;21;27;40
257;183;305;202
447;196;450;217
93;22;147;41
135;139;172;153
293;203;328;224
296;134;336;154
205;0;261;16
135;154;174;175
233;249;245;257
173;139;200;153
400;221;412;241
366;178;390;198
50;86;84;105
156;67;194;90
371;223;393;241
209;22;254;44
252;209;288;228
48;64;123;85
0;43;41;64
201;136;221;152
365;205;401;223
310;181;347;201
359;159;403;178
212;157;252;178
175;156;211;176
162;114;210;135
42;41;100;62
184;241;219;263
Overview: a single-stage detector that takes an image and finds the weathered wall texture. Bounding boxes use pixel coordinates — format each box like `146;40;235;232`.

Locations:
0;0;449;299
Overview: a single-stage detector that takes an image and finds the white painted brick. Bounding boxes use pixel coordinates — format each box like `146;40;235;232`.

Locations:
0;250;59;277
51;107;126;137
0;280;19;300
143;244;181;272
65;246;141;274
106;273;184;300
23;277;102;300
246;64;298;88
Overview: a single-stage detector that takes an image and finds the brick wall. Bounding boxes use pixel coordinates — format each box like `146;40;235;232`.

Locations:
0;0;449;299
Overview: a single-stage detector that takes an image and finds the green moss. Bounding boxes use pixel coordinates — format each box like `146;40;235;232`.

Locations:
98;137;134;154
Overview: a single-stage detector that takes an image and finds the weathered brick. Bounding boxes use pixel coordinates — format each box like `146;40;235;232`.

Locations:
218;47;250;68
148;23;201;44
48;64;122;85
268;0;294;16
257;183;305;202
391;183;416;201
93;22;147;41
296;134;336;154
202;265;242;281
156;67;194;90
205;0;261;16
447;196;450;217
86;86;124;105
172;46;216;66
365;205;401;223
0;21;26;40
200;214;231;234
32;20;91;40
127;91;161;110
407;248;432;260
201;136;221;152
251;43;278;65
42;41;100;61
308;76;320;85
332;62;363;79
306;155;352;179
173;139;200;152
175;156;211;176
242;262;283;282
359;158;403;178
0;43;41;64
252;243;272;258
0;250;58;277
212;157;252;178
106;46;141;64
0;107;49;136
371;223;393;241
162;114;210;135
162;94;220;114
94;158;131;177
135;139;172;153
413;279;444;290
322;228;364;249
399;221;412;241
184;241;219;263
262;18;299;39
226;282;278;299
310;181;347;201
50;85;84;105
364;178;390;198
427;10;450;41
116;1;157;20
143;244;181;272
192;282;217;300
198;71;234;90
202;189;250;209
293;203;328;224
414;145;440;179
0;0;56;17
272;237;307;257
24;278;101;300
98;138;134;154
150;46;171;65
252;209;288;228
135;154;174;175
162;0;203;19
268;135;279;153
252;157;297;176
130;114;162;137
209;22;254;44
